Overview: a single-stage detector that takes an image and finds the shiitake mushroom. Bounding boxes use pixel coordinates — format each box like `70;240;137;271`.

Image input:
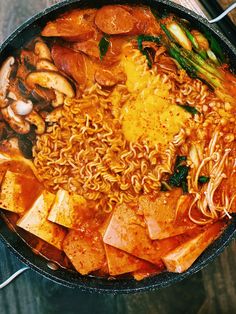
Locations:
18;136;33;159
17;126;36;159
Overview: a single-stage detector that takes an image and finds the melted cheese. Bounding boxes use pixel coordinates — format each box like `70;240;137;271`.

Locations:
120;48;190;147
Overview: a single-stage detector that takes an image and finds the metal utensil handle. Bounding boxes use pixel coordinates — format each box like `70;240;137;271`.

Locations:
208;2;236;23
0;267;30;289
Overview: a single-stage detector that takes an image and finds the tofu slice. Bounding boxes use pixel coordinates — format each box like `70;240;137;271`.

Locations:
0;170;42;214
63;229;106;275
48;189;86;229
104;244;148;276
103;203;186;266
17;191;66;249
99;216;146;276
140;191;196;240
162;221;225;273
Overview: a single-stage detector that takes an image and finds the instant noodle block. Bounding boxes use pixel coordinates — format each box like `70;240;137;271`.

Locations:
17;191;66;249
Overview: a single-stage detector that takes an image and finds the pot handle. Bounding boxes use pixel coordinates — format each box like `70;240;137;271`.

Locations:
0;267;30;289
208;2;236;23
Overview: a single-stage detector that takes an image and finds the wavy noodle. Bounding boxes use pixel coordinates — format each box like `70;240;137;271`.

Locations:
33;83;171;212
33;46;235;218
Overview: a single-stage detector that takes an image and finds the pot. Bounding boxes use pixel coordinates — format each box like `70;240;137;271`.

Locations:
0;0;236;294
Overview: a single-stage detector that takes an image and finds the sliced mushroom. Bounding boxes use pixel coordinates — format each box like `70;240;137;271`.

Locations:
1;106;30;134
8;91;17;100
10;99;33;116
0;57;15;107
36;59;58;71
52;91;64;107
26;71;75;98
35;42;52;61
25;110;45;134
36;60;64;107
45;107;63;123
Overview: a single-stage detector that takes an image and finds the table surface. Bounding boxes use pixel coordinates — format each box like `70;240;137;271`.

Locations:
0;1;236;313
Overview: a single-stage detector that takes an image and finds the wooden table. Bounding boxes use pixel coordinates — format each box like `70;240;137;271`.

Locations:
0;1;236;313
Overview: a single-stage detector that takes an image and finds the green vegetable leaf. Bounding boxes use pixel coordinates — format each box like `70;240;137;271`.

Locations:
169;165;189;187
142;49;153;68
204;30;224;62
198;176;210;184
174;156;187;169
178;104;200;115
181;180;188;194
161;156;189;193
137;35;161;50
99;35;110;60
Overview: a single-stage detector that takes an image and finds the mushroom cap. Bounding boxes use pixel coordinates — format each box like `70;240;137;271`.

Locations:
10;100;33;116
26;70;75;98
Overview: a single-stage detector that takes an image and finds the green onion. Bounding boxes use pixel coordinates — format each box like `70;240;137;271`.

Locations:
178;104;200;115
204;30;224;62
178;21;199;50
137;35;160;51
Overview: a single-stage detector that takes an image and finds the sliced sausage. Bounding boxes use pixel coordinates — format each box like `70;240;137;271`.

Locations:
51;45;86;85
130;6;161;35
73;39;100;59
95;5;135;34
42;9;97;41
73;36;126;65
94;67;126;87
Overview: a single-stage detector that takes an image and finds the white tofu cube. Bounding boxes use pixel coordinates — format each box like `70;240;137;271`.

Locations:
17;191;66;249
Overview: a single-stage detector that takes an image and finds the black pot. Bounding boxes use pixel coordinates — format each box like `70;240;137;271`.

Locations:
0;0;236;294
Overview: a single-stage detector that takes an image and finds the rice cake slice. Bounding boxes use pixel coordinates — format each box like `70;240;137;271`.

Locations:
63;229;106;275
0;170;42;214
140;191;196;240
17;191;66;249
162;221;225;273
103;203;186;266
48;189;86;229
